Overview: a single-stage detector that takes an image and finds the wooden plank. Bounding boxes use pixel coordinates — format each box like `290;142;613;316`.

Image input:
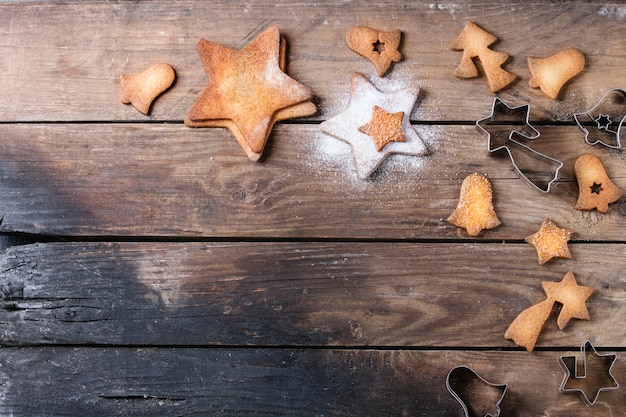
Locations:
1;241;624;347
0;346;623;417
0;1;624;122
0;124;624;239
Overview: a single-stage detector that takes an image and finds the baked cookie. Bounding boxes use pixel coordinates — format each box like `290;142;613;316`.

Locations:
185;27;316;161
357;106;406;151
447;173;501;237
120;63;175;115
346;26;402;77
451;21;516;93
525;218;574;265
574;154;624;213
528;48;585;100
505;271;594;351
319;72;428;179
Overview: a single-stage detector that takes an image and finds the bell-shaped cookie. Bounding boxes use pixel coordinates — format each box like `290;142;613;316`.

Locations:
574;154;624;213
528;48;585;100
121;63;176;115
447;173;501;237
346;26;401;77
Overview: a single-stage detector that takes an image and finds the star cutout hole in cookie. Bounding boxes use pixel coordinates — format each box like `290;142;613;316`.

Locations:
590;182;603;195
525;217;574;265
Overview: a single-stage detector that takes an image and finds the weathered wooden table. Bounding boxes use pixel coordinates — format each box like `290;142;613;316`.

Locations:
0;1;624;416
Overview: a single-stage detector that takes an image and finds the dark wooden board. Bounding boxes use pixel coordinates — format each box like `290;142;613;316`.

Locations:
0;347;623;417
1;1;625;416
0;1;624;122
1;241;624;347
0;124;624;239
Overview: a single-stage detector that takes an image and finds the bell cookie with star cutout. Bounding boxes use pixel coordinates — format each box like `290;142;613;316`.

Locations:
574;154;624;214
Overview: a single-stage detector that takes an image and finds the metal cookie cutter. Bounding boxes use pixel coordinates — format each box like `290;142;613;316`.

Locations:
557;340;619;406
446;366;507;417
476;98;563;193
574;88;626;149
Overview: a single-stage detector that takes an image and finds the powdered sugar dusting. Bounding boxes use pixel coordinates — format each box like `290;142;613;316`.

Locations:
318;73;428;179
598;6;626;19
308;122;443;184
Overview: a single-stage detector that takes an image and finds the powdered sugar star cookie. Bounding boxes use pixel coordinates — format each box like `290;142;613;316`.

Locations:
319;72;428;179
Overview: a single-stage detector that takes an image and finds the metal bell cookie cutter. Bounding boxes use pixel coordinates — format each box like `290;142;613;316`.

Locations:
446;366;507;417
574;88;626;149
558;340;619;406
476;98;563;193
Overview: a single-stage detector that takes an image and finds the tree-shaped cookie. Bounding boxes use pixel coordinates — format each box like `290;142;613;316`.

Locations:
451;21;517;93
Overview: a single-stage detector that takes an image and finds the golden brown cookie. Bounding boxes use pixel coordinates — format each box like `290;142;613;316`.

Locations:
120;63;175;115
358;106;406;151
185;27;316;161
574;154;624;213
346;26;401;77
450;21;516;93
505;271;594;352
446;173;501;237
504;298;554;352
525;218;574;265
542;271;594;330
528;48;585;100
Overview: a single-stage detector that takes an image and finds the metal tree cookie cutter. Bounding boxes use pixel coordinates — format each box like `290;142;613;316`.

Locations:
476;98;563;193
446;366;507;417
574;88;626;149
557;340;620;406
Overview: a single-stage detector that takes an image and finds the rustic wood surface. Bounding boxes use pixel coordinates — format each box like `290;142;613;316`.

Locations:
0;1;625;416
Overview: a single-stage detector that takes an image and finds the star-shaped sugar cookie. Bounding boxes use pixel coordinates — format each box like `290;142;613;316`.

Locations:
319;72;428;178
358;106;406;151
525;217;574;265
542;271;594;330
185;27;316;161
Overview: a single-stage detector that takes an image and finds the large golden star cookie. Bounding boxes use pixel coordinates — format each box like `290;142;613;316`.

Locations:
185;27;316;161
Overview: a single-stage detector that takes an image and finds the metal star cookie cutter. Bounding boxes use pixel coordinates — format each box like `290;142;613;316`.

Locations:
574;88;626;149
557;340;619;406
446;366;507;417
476;98;563;193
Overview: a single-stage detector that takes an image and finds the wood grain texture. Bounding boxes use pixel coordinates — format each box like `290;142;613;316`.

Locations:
0;124;624;239
0;1;625;416
1;241;624;347
0;1;624;122
0;347;623;417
